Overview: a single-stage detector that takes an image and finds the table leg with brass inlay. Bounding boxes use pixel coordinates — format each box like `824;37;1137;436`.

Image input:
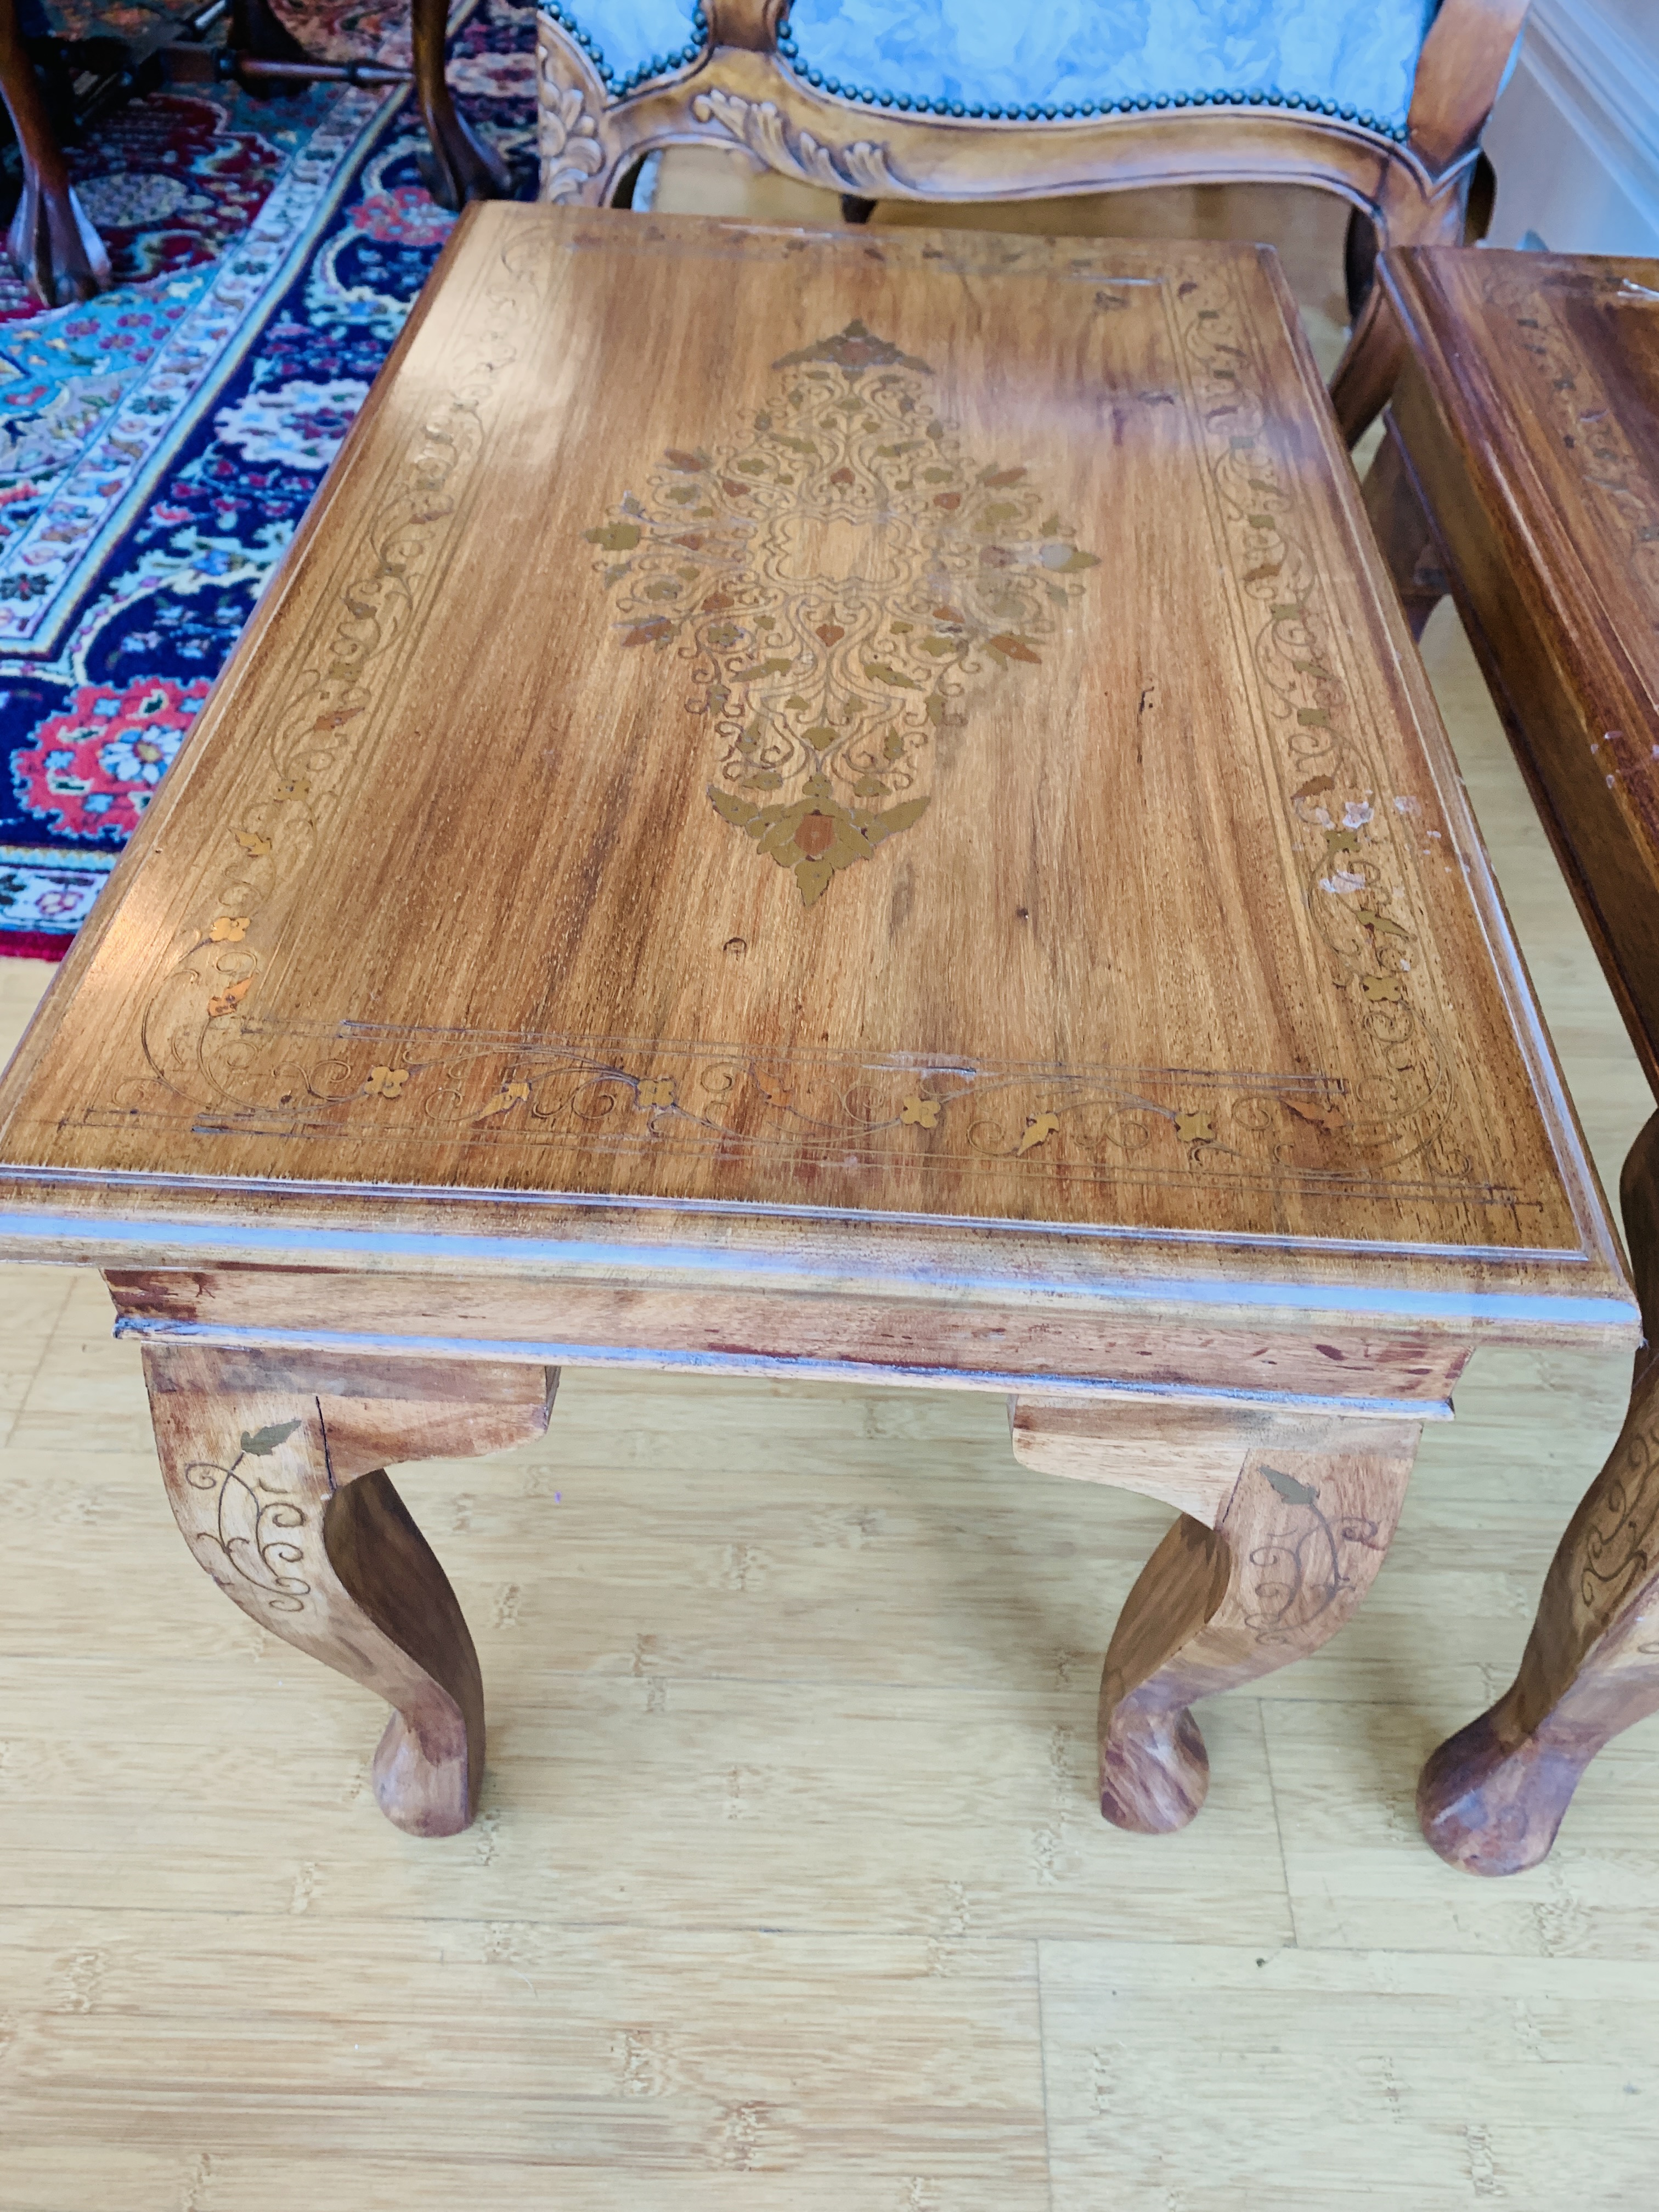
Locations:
1011;1401;1420;1831
144;1345;556;1837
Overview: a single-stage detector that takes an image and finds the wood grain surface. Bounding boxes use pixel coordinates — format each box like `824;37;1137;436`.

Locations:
0;205;1631;1358
7;186;1659;2208
1379;247;1659;1098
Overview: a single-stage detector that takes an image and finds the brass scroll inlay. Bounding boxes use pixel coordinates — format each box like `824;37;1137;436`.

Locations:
584;320;1098;905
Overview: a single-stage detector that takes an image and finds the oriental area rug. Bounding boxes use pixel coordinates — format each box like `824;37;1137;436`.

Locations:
0;0;534;957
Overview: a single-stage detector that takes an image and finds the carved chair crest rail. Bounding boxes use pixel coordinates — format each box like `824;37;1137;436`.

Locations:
533;0;1531;443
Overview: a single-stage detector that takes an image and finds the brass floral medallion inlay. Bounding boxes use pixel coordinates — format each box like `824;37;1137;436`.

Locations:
584;320;1098;904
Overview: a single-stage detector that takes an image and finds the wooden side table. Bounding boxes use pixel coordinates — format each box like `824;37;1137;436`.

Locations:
1367;244;1659;1874
0;207;1633;1842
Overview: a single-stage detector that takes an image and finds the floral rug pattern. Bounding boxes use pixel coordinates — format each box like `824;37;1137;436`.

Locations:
0;0;535;955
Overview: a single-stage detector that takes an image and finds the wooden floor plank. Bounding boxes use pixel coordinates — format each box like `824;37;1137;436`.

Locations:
0;1662;1291;1942
1266;1695;1659;1960
1041;1939;1659;2209
0;1921;1049;2185
2;2150;1034;2212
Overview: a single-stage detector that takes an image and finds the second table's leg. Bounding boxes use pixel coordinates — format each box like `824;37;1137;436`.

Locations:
144;1342;556;1835
1419;1110;1659;1874
1417;1361;1659;1874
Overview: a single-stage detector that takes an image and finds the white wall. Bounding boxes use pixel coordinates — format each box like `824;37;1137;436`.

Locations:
1482;0;1659;254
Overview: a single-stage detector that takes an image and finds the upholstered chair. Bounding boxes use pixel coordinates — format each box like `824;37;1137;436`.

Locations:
534;0;1531;442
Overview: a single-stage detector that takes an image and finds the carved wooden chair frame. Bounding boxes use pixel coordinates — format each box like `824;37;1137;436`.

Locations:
535;0;1531;443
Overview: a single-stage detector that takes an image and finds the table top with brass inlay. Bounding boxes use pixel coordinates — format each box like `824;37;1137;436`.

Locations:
1383;246;1659;1096
0;206;1633;1345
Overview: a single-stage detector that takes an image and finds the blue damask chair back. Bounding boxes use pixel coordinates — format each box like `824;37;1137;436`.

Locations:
533;0;1531;441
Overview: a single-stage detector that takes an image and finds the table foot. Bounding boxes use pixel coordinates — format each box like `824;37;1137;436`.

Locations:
142;1343;556;1835
0;0;110;307
6;173;110;307
325;1465;483;1837
1101;1703;1210;1833
1098;1440;1418;1831
1417;1693;1588;1877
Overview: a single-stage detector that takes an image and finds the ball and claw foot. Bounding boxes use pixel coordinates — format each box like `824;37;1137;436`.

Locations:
1100;1702;1211;1833
5;174;110;308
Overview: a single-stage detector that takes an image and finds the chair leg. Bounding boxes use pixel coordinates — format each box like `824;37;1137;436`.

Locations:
411;0;510;209
1464;151;1497;244
1362;417;1447;641
228;0;311;91
0;0;109;306
1328;280;1407;448
1344;207;1378;324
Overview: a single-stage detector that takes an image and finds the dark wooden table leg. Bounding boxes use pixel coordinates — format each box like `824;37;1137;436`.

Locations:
144;1342;555;1835
411;0;509;209
1362;416;1448;642
1100;1437;1418;1830
0;0;109;306
1420;1111;1659;1874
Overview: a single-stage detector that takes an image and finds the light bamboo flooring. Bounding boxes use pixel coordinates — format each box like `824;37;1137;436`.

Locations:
3;171;1659;2211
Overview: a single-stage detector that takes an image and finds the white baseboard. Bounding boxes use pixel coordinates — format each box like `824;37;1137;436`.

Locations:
1483;0;1659;255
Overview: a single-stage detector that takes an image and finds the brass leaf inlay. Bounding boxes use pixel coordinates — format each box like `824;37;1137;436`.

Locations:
585;320;1098;905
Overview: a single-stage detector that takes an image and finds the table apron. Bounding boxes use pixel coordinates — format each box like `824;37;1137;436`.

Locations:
103;1267;1466;1419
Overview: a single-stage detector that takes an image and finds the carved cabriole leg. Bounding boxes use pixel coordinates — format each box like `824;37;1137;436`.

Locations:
0;0;109;307
1419;1111;1659;1874
1362;416;1447;642
1011;1400;1420;1831
143;1344;556;1836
